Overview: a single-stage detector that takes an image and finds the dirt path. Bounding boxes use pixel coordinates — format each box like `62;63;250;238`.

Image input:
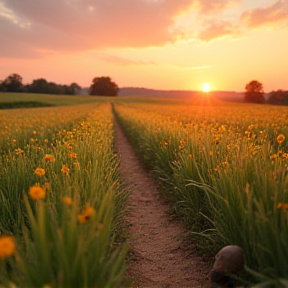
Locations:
113;118;212;288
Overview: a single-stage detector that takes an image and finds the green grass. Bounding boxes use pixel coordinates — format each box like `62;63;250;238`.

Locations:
0;101;55;109
0;92;111;107
0;103;128;287
113;100;288;287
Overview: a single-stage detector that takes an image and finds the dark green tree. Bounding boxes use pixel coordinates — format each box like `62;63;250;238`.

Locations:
89;77;118;96
244;80;265;104
267;90;288;105
0;80;4;92
28;78;49;93
2;73;23;92
67;83;81;95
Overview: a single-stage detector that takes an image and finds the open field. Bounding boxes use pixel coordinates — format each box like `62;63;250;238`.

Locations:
0;92;110;107
0;99;127;287
113;98;288;287
1;92;288;287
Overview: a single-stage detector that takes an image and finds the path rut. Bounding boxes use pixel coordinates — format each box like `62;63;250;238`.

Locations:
113;118;211;288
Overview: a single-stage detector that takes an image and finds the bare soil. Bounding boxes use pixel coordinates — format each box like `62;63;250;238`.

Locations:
113;119;213;288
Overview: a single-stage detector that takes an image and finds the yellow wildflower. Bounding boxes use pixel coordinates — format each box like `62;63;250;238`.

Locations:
277;202;288;212
43;154;55;163
35;167;45;177
270;154;278;160
68;152;77;159
98;223;104;230
12;139;17;144
282;153;288;159
179;140;185;150
277;134;285;144
277;203;283;209
61;165;70;175
78;205;95;224
73;162;80;170
43;182;51;191
62;197;72;205
32;131;37;135
0;236;15;259
15;148;24;155
29;185;46;200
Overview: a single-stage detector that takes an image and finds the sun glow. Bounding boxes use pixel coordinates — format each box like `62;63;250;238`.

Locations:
202;83;210;92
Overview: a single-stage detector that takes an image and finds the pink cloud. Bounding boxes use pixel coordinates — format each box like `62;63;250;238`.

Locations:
197;20;238;42
196;0;237;14
2;0;287;58
0;0;237;58
99;54;155;66
241;0;288;28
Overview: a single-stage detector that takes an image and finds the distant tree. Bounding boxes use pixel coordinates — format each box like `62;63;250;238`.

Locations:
267;90;288;105
0;80;4;92
28;78;49;94
2;73;23;92
48;82;62;94
69;82;81;95
62;83;81;95
1;74;82;95
89;77;118;96
244;80;265;104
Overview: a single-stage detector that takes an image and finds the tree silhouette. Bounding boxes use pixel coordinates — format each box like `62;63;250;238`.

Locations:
89;77;118;96
2;73;23;92
267;90;288;105
244;80;265;104
28;78;49;93
25;79;81;95
69;82;81;95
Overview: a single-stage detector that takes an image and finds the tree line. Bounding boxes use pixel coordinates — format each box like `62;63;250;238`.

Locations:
0;73;287;103
244;80;288;105
0;73;82;95
0;73;119;96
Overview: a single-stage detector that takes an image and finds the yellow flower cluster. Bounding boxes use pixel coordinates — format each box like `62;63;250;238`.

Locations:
29;185;46;200
43;154;55;162
277;203;288;211
62;197;72;205
277;134;285;144
78;205;95;224
0;236;15;259
68;152;77;159
35;167;45;177
61;164;70;175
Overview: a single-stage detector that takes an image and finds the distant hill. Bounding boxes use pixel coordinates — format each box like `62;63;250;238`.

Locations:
118;87;245;103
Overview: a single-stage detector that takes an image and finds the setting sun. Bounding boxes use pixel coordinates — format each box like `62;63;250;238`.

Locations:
202;83;210;93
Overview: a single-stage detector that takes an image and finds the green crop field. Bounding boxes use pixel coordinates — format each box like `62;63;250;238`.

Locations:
0;92;287;287
0;92;110;107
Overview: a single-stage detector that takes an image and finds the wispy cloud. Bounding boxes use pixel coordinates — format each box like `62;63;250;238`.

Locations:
175;65;211;70
197;20;239;42
99;54;155;66
0;0;287;59
241;0;288;28
0;2;30;28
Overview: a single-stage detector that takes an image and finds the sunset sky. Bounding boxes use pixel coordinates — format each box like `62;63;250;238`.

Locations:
1;0;287;92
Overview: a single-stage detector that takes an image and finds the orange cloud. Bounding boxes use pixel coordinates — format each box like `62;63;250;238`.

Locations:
197;20;238;42
99;54;155;66
1;0;287;59
0;0;237;58
241;0;288;28
196;0;237;14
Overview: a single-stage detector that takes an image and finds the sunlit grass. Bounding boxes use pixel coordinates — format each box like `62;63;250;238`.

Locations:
0;103;127;287
113;100;288;287
0;92;110;106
